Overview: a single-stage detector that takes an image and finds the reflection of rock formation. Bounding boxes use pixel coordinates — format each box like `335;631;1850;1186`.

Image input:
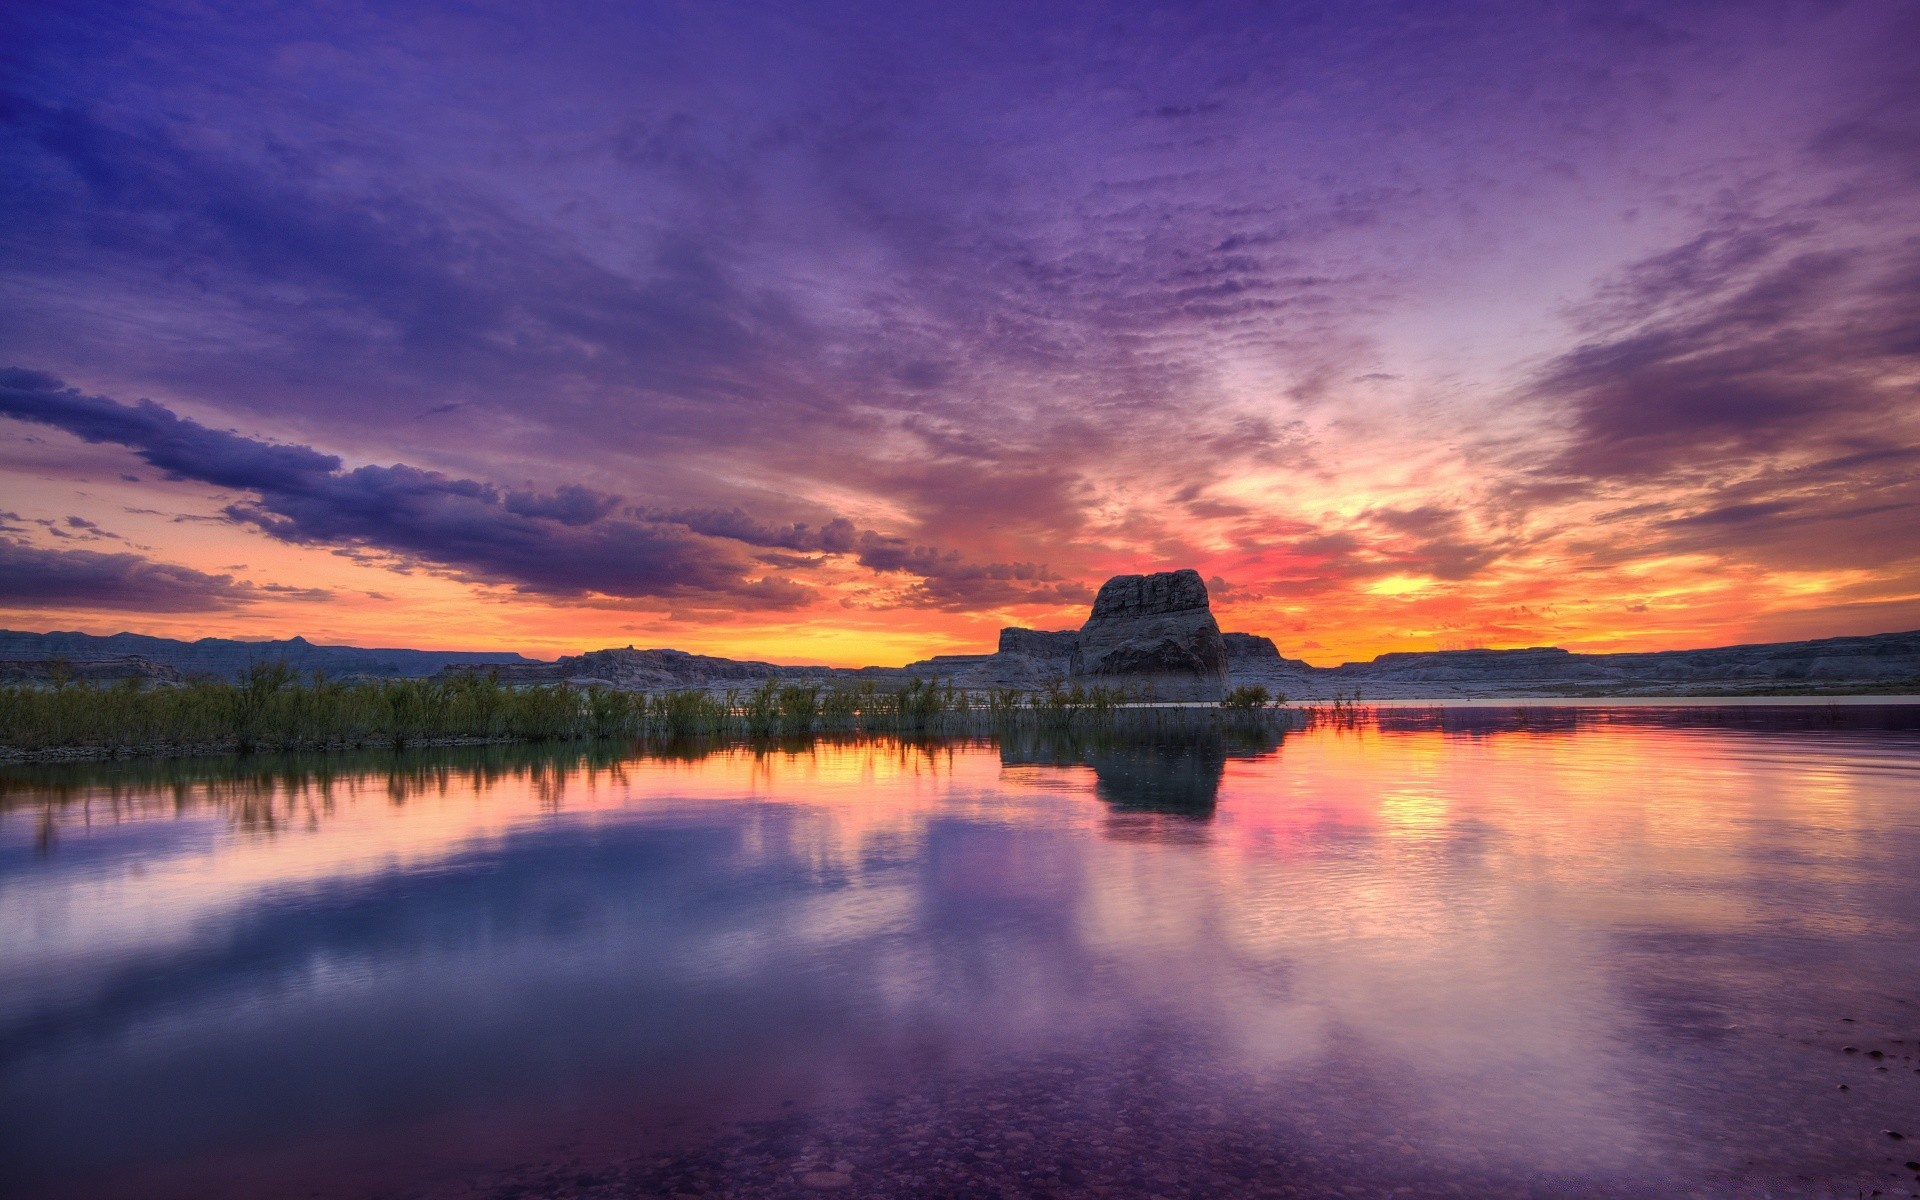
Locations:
1085;736;1229;816
1000;725;1284;818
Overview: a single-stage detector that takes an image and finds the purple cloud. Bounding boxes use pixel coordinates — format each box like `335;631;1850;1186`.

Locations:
0;538;326;611
0;371;806;606
3;0;1920;642
0;371;1071;610
0;368;340;489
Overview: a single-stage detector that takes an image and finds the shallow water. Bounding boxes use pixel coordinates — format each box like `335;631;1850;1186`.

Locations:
3;709;1919;1199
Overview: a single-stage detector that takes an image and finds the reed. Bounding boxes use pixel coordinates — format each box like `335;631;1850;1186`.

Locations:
0;668;1303;760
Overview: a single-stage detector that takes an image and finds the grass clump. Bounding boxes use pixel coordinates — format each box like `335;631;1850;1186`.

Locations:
1220;685;1277;710
0;667;615;757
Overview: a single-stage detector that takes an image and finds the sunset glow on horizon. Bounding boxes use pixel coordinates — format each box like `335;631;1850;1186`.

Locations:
4;1;1919;666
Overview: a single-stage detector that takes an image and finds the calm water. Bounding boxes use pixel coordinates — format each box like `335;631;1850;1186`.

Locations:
3;710;1919;1200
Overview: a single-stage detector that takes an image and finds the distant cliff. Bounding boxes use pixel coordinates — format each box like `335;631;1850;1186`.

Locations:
0;629;536;681
466;569;1234;699
1218;631;1920;698
10;595;1920;699
468;571;1920;699
468;646;914;690
940;613;1920;699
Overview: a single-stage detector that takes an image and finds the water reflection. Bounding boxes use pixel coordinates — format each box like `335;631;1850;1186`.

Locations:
1;712;1918;1200
1001;725;1288;848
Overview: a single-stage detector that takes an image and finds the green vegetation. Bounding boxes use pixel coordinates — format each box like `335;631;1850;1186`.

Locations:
1220;684;1277;709
0;667;1304;761
0;666;585;755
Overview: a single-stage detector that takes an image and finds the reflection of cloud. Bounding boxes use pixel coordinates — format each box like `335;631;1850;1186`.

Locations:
5;717;1917;1189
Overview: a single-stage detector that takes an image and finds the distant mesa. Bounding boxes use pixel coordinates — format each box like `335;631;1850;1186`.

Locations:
0;629;534;683
6;565;1920;698
462;567;1235;699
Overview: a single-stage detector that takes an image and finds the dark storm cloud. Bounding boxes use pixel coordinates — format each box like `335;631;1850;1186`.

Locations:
1356;506;1510;581
848;533;1081;609
0;372;804;607
0;89;829;458
0;368;341;488
0;538;313;611
649;508;860;555
503;486;622;527
0;76;1129;557
1503;12;1920;589
1638;458;1920;574
649;508;1077;607
0;371;1070;609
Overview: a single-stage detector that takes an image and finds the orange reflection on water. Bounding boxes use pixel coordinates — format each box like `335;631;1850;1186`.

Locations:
4;710;1920;1199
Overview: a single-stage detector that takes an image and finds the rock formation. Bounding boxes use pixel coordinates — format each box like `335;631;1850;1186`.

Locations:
987;627;1078;686
1070;569;1229;700
12;574;1920;699
1220;631;1278;662
1221;632;1315;674
998;627;1080;663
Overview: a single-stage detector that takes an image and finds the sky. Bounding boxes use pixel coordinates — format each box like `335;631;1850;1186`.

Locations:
2;0;1918;667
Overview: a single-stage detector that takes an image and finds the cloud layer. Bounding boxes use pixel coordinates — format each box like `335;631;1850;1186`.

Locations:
0;537;323;612
1;0;1918;657
0;369;1080;614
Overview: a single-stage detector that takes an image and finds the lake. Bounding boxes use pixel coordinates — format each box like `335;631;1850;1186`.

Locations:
3;708;1919;1199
